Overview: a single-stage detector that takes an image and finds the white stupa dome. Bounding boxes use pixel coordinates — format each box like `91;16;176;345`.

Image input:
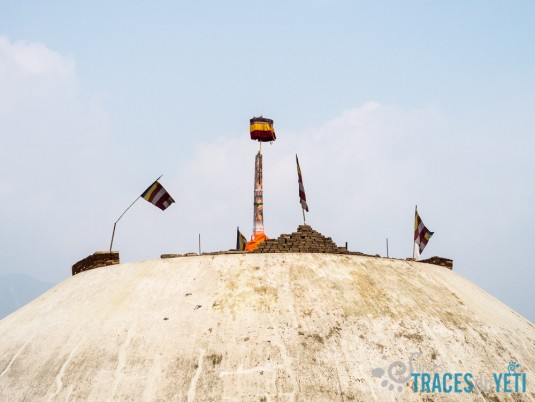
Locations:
0;253;533;401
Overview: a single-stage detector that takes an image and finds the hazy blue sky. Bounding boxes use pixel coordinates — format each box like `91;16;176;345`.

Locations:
1;1;534;321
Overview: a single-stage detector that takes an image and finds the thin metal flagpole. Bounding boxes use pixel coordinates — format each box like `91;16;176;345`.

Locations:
386;238;389;258
301;207;306;224
109;174;163;252
109;197;140;252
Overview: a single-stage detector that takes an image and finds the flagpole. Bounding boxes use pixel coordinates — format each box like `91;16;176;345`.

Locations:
109;174;164;252
109;196;140;252
301;207;306;224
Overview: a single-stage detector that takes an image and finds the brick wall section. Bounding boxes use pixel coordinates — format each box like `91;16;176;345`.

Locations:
72;251;120;276
420;256;453;270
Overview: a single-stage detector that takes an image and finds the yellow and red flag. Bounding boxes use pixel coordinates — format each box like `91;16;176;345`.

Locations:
250;116;276;142
141;180;174;211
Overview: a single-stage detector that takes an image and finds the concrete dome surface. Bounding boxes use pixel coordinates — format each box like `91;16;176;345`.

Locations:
0;254;534;401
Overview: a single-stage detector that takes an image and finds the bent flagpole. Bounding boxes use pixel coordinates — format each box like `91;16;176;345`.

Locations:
109;196;141;253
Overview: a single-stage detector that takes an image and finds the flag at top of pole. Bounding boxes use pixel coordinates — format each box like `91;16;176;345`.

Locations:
141;180;175;211
413;206;433;260
296;155;309;223
250;116;276;142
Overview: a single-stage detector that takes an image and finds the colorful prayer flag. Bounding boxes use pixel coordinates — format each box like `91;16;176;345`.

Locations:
236;227;247;251
296;155;309;212
414;208;433;258
140;180;175;211
250;116;276;142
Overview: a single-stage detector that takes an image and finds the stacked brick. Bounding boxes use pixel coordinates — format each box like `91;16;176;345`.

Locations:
72;251;120;276
420;256;453;270
252;225;349;254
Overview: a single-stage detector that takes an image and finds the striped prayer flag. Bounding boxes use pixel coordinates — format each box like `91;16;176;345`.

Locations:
236;227;247;251
250;116;276;142
140;180;175;211
414;208;433;256
296;155;309;212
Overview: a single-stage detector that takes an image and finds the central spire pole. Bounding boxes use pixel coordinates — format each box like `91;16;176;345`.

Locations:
245;116;275;251
253;149;264;235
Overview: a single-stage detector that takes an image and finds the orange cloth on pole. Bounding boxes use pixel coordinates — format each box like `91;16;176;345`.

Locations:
244;233;269;251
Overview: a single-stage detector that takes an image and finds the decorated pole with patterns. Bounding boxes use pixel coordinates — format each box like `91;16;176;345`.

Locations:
253;151;264;234
245;117;275;251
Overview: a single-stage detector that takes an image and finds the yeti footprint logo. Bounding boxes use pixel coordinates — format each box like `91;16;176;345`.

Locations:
372;352;421;392
508;361;520;373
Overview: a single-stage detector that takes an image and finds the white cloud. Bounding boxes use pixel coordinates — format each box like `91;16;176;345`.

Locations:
0;37;112;281
0;36;74;77
0;36;76;117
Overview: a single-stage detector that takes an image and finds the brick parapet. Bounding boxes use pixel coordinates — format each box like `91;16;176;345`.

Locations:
420;256;453;270
72;251;120;276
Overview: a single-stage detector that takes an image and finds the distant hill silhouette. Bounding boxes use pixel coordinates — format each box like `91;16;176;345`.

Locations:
0;273;54;319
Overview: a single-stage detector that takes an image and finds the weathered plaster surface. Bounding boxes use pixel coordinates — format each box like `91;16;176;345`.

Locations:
1;254;533;401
